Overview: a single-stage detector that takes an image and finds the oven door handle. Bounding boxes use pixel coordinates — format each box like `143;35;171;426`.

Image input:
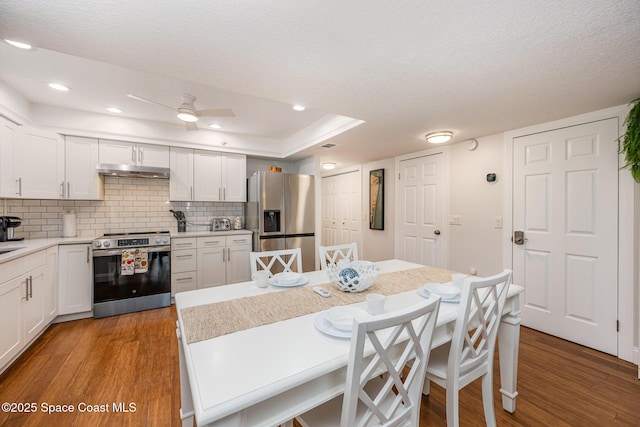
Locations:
92;245;171;257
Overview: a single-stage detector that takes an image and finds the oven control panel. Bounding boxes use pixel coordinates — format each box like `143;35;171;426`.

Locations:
93;233;170;249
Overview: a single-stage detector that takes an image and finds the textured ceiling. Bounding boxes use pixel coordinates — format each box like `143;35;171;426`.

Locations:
0;0;639;166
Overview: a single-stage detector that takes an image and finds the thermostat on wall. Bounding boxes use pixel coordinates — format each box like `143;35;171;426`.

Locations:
486;173;497;183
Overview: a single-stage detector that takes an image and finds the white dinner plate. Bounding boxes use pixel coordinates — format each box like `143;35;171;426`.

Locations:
268;276;310;287
417;284;462;303
314;313;351;338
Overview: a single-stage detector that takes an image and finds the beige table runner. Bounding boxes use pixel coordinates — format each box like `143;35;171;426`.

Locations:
181;266;455;344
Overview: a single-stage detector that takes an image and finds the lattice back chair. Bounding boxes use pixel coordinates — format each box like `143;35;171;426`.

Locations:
318;243;359;270
424;269;512;427
249;248;303;277
296;297;441;427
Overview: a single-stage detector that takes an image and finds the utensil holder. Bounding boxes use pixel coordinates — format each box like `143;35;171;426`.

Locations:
177;221;186;232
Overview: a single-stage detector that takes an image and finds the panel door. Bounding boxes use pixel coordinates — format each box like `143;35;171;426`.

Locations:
227;245;251;284
99;139;136;165
222;154;247;202
194;150;223;201
65;136;103;200
512;118;618;355
58;244;92;315
23;265;47;343
321;175;338;246
45;246;58;322
338;171;361;245
137;143;170;168
15;126;65;199
0;117;18;197
0;276;24;369
197;247;226;288
169;147;194;201
397;153;445;267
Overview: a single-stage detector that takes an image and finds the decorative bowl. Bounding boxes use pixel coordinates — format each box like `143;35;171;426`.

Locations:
273;272;301;285
324;306;370;331
328;261;378;293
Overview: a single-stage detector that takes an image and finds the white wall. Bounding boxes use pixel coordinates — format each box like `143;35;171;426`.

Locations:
447;135;504;276
361;159;395;262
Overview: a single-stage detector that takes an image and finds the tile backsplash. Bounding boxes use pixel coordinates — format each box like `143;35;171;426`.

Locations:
2;176;244;240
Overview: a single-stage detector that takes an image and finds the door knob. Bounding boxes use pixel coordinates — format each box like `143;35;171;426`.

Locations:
512;230;527;245
434;230;441;235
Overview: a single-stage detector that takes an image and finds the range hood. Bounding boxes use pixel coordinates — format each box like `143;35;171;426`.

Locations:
96;163;170;179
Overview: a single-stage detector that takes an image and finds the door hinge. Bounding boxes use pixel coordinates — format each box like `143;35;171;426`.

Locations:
398;173;401;180
616;320;619;332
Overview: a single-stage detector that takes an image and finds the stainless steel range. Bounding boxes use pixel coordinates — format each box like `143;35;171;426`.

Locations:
92;231;171;318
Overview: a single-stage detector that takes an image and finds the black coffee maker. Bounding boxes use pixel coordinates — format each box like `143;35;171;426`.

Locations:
0;216;24;241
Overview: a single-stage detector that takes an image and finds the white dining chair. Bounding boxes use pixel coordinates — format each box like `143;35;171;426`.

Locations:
318;243;359;270
423;269;512;427
249;248;303;276
296;296;441;427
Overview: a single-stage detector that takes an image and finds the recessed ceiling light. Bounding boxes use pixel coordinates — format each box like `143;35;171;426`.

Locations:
292;104;306;112
4;39;32;50
321;162;337;170
48;82;70;91
209;124;222;129
425;131;453;144
106;107;122;113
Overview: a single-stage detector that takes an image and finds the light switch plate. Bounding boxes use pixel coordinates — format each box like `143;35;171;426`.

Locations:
494;216;503;229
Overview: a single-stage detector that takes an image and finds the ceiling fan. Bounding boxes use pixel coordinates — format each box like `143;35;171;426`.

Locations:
127;93;235;130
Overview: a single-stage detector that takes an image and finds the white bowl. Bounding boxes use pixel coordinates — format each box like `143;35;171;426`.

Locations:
273;272;301;285
424;283;461;299
328;261;378;293
324;306;369;331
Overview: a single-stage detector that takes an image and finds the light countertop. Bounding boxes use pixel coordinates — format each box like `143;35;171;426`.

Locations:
0;236;95;264
170;230;252;238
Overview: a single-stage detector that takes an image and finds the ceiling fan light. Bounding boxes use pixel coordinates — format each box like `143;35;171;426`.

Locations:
4;39;32;50
425;131;453;144
292;104;306;111
177;108;198;122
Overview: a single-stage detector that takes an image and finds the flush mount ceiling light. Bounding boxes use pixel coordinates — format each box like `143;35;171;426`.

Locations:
106;107;122;113
4;39;32;50
177;107;198;123
48;82;70;91
292;104;306;111
425;131;453;144
321;162;337;170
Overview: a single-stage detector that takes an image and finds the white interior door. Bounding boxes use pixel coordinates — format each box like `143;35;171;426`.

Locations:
397;153;445;267
512;118;618;355
321;171;361;249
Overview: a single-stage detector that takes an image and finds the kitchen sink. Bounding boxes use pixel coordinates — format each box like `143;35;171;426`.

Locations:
0;248;21;255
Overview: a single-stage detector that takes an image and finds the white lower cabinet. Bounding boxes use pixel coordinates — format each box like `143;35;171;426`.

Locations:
197;235;251;289
0;250;51;373
170;234;252;296
58;244;93;315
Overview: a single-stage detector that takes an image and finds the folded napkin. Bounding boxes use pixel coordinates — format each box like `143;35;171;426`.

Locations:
120;249;135;275
135;248;148;273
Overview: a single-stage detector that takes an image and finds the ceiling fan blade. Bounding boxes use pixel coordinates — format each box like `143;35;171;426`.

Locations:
184;121;199;131
126;94;174;110
195;108;236;118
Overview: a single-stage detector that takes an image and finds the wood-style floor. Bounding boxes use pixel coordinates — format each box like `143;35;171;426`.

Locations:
0;305;638;427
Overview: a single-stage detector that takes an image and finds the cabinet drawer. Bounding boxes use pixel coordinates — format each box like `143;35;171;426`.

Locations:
171;249;197;273
0;250;47;284
197;236;226;249
171;272;197;297
225;235;252;246
172;238;197;250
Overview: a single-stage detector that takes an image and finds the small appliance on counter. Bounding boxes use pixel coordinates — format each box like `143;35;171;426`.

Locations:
62;210;77;237
233;216;243;230
211;218;231;231
0;216;24;242
170;210;186;232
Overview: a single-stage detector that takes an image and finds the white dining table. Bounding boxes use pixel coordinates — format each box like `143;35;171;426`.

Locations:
175;259;524;427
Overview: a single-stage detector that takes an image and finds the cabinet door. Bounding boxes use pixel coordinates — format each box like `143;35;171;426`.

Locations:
15;126;65;199
197;247;226;288
65;136;103;200
0;117;18;197
45;246;58;322
222;154;246;202
226;244;252;284
169;147;194;201
138;143;169;167
99;139;136;165
0;276;24;369
58;244;93;315
23;265;47;343
194;150;223;201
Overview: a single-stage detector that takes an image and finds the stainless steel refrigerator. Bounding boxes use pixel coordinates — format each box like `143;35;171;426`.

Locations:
245;172;315;272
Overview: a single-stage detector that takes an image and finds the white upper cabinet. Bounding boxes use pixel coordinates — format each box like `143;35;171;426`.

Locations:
169;147;194;201
0;116;17;197
172;149;246;202
9;126;65;199
64;136;104;200
99;139;169;168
